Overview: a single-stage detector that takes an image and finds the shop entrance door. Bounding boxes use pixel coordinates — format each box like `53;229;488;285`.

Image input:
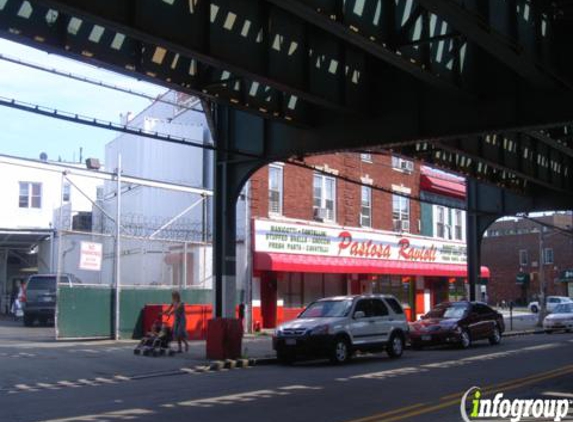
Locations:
431;278;449;307
261;275;277;329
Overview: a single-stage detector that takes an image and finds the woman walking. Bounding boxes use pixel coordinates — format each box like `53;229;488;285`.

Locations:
164;291;189;353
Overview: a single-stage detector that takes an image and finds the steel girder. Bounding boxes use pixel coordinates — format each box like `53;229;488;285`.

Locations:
0;0;572;198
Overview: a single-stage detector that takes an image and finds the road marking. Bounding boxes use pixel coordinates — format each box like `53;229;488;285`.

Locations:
344;365;573;422
337;343;565;383
38;408;154;422
57;381;81;388
542;391;573;399
170;385;322;408
14;384;38;392
94;377;116;384
440;364;573;401
36;383;60;390
113;375;130;381
76;378;99;386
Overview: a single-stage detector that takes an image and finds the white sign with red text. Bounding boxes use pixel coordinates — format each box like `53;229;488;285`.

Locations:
254;219;467;264
79;241;103;271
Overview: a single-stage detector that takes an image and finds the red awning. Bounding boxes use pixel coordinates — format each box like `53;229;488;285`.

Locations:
255;252;490;278
420;174;466;199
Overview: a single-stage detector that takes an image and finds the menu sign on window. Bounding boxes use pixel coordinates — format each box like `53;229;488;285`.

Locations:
254;220;467;264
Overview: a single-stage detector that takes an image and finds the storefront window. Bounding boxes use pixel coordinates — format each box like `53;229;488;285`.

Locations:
371;275;411;308
448;278;466;301
303;273;323;305
277;273;303;308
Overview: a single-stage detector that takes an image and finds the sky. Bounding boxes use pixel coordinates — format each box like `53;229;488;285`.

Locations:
0;38;167;163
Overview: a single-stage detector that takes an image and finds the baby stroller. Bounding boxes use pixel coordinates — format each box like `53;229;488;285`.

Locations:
134;320;175;357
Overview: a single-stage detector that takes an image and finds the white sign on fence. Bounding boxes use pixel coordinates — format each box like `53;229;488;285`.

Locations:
79;241;103;271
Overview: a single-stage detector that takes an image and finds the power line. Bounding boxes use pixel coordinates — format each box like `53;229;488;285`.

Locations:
1;51;467;186
0;53;203;114
0;95;471;211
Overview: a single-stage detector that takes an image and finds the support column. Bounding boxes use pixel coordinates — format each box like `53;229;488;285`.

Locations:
466;178;480;301
211;105;267;318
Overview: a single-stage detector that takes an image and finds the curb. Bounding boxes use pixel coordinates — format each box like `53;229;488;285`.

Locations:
203;357;279;371
503;329;545;337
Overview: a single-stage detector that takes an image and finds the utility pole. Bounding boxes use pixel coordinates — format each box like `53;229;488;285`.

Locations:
114;154;122;340
537;229;547;327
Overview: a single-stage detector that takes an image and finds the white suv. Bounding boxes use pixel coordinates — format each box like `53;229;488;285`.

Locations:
273;295;409;364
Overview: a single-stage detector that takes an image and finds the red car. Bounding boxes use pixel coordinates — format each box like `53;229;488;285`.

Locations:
409;301;505;349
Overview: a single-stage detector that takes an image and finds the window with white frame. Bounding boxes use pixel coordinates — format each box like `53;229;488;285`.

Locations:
436;206;446;238
360;153;372;163
360;186;371;227
268;164;283;215
313;173;336;221
19;182;42;209
391;155;414;173
392;194;410;232
454;209;463;240
543;248;554;265
519;249;528;266
62;183;71;203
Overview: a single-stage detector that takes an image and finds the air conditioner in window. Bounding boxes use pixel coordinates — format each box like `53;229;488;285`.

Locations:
394;219;410;232
313;207;328;221
400;160;414;173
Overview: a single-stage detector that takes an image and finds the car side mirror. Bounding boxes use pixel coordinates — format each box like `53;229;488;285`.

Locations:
353;311;365;319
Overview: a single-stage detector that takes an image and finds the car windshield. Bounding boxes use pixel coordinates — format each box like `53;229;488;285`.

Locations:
299;300;353;318
27;277;57;291
425;304;468;319
554;303;573;314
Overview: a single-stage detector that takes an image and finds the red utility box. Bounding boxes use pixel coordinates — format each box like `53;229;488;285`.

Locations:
206;318;243;360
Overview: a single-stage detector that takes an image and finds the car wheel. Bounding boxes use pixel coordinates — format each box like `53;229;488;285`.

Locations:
459;329;472;349
545;329;553;334
23;315;34;327
387;333;405;358
330;336;351;364
531;305;539;314
489;325;502;345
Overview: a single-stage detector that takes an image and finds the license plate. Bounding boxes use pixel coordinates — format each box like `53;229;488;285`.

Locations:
421;335;432;341
41;297;53;302
285;339;297;346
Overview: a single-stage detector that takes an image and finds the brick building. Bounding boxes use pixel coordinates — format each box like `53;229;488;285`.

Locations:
247;152;486;328
481;213;573;306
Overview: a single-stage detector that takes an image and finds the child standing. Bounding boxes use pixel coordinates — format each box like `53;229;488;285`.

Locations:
164;291;189;353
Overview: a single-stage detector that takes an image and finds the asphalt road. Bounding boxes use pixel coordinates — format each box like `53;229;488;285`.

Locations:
1;331;572;422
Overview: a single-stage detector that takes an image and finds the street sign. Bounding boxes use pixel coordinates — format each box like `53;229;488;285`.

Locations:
516;273;530;285
79;241;103;271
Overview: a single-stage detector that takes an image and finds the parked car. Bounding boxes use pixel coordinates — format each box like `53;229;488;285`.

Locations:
528;296;573;314
22;273;80;327
409;301;505;349
543;303;573;333
273;295;409;364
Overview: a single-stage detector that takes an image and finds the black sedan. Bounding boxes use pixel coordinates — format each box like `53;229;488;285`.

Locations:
409;301;505;349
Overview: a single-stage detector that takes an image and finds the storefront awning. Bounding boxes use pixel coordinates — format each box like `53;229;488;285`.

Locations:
255;252;490;278
420;174;466;200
